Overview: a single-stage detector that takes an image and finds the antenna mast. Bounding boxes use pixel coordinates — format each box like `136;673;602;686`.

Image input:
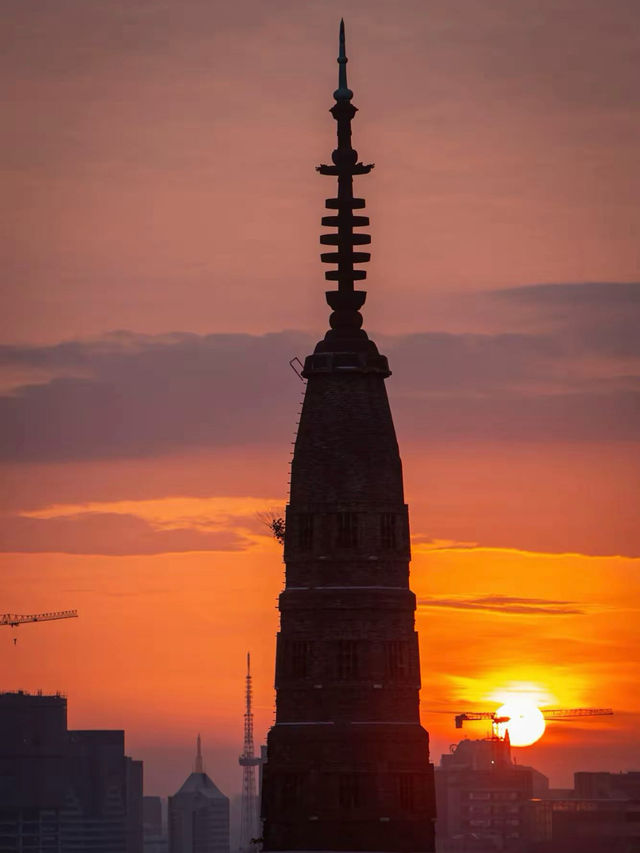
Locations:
195;733;204;773
238;653;260;851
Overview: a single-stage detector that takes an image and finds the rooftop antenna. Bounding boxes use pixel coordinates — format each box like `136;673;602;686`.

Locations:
195;733;204;773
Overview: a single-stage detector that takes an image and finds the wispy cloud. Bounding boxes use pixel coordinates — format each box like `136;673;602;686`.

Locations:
1;283;639;463
0;496;288;555
418;594;584;616
412;536;479;551
0;511;250;556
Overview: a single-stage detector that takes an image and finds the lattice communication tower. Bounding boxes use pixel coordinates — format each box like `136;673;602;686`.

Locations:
238;652;261;851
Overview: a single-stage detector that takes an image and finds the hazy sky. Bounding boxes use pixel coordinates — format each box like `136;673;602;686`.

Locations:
2;0;639;798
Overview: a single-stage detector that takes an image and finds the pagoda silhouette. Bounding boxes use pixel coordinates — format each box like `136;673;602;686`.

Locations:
260;22;436;852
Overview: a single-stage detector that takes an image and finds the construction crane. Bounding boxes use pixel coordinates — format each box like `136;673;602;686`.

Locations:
1;610;78;643
1;610;78;628
455;708;613;729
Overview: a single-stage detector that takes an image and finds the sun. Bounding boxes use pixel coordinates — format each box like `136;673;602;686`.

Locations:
495;698;546;747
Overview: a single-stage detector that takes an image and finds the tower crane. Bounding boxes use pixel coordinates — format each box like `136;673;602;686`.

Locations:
455;707;613;729
1;610;78;643
1;610;78;627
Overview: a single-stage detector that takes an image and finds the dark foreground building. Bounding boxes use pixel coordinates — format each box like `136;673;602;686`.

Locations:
0;690;143;853
260;23;436;852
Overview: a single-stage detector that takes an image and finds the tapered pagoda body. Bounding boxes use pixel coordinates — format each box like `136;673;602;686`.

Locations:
261;23;436;852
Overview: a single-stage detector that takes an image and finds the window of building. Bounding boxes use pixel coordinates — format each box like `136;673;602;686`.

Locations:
285;640;312;678
339;774;360;809
336;640;359;679
398;775;415;811
380;513;397;549
281;773;303;807
385;641;408;678
336;513;358;548
298;514;313;551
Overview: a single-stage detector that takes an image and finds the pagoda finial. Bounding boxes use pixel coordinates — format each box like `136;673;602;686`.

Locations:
310;21;384;367
335;19;352;101
195;733;204;773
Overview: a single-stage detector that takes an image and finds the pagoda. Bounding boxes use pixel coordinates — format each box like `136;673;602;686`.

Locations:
261;22;436;852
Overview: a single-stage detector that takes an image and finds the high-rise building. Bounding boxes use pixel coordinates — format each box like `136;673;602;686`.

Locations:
0;690;143;853
143;796;168;853
260;22;437;852
64;729;143;852
0;691;67;852
435;736;548;852
168;737;229;853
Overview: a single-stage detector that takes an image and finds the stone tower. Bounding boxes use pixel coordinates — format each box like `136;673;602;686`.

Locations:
261;22;436;852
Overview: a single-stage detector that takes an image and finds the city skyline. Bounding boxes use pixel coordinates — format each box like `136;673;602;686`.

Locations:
2;0;639;801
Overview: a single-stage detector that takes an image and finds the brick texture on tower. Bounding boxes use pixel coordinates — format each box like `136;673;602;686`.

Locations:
260;21;436;852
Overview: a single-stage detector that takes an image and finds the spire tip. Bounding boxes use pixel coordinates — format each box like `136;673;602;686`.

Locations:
195;733;204;773
335;18;352;101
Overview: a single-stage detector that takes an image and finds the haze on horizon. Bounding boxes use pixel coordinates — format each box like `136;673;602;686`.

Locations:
1;0;639;799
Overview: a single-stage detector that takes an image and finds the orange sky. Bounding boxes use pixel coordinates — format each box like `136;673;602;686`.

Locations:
2;0;639;798
2;441;638;794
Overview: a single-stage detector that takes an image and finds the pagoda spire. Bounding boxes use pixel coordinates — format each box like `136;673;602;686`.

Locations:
315;20;377;356
335;18;352;101
261;23;436;850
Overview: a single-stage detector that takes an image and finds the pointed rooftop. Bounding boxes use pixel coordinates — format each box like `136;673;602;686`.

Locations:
175;772;228;800
173;735;228;801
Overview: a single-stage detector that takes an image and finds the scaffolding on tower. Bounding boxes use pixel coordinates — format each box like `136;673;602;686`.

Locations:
238;652;261;852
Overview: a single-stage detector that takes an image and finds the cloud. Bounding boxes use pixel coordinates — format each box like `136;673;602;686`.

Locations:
412;537;478;551
0;511;251;556
0;281;638;462
0;494;285;555
418;594;584;616
491;281;640;359
499;281;640;308
0;331;312;462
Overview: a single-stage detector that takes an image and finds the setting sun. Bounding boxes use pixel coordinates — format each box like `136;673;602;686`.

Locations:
496;699;546;747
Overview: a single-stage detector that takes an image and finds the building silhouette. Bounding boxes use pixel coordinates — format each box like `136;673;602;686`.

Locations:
434;741;640;853
168;736;229;853
260;21;436;852
143;796;168;853
0;690;143;853
527;771;640;853
435;735;548;852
